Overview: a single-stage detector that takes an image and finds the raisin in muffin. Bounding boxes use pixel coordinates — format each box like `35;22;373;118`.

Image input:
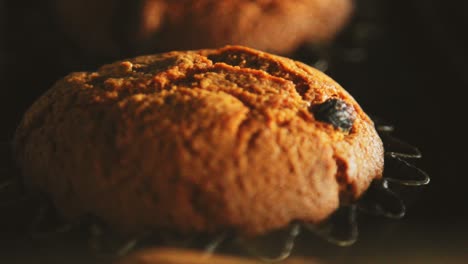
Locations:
53;0;353;56
14;45;383;237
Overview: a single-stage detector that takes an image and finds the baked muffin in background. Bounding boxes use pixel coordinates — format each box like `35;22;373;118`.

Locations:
115;248;265;264
14;45;383;237
114;247;322;264
52;0;354;57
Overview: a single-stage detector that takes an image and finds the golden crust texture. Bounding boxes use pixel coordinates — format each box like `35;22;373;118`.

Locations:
53;0;354;56
14;46;383;237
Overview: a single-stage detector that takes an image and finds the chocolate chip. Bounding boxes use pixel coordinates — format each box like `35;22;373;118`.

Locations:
311;98;356;132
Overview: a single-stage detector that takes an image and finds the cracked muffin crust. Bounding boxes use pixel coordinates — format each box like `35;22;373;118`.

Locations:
53;0;354;56
14;45;383;237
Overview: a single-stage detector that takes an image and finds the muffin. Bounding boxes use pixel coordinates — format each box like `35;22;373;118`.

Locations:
14;45;383;237
52;0;354;57
115;247;321;264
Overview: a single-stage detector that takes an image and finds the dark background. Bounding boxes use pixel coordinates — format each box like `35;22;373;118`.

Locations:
1;0;467;263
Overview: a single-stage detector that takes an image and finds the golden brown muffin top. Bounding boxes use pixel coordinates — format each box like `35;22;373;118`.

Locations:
15;46;383;237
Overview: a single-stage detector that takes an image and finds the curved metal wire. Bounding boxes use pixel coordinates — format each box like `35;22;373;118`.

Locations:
380;132;423;159
304;205;358;247
239;223;301;263
383;155;430;186
203;231;231;255
357;179;406;219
